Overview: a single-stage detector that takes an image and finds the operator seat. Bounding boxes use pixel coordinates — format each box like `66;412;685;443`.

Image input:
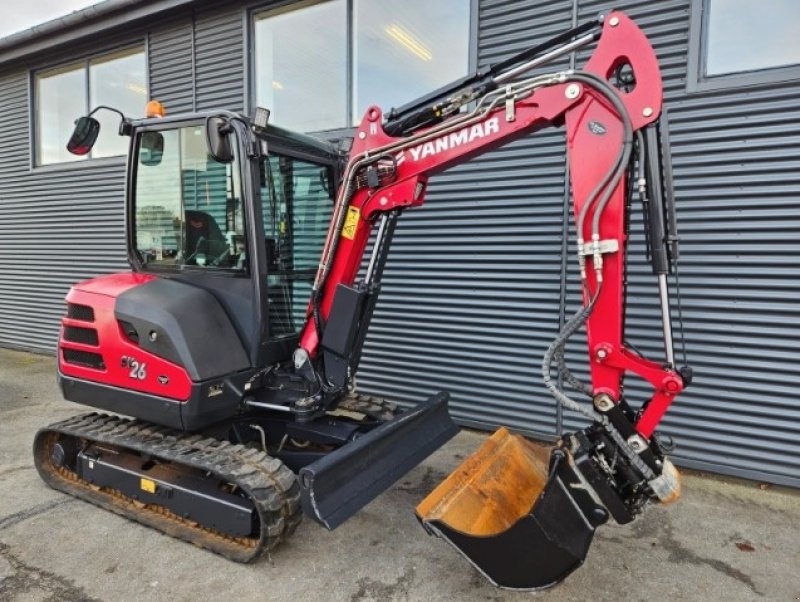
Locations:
185;209;228;265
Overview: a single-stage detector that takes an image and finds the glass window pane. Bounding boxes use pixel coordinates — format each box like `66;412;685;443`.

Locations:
134;126;246;271
353;0;469;124
135;129;182;267
254;1;347;132
90;48;147;158
706;0;800;76
35;64;87;165
261;155;335;337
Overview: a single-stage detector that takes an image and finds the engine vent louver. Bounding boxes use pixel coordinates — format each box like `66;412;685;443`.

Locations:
63;326;99;346
66;303;95;322
62;348;105;370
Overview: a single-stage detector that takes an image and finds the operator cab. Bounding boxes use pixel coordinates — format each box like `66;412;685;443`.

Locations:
85;109;344;366
61;107;344;428
127;114;342;367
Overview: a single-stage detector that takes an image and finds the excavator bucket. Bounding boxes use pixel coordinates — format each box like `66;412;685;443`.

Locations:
416;427;606;591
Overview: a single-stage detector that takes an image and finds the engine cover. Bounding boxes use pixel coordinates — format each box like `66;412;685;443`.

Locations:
58;272;252;430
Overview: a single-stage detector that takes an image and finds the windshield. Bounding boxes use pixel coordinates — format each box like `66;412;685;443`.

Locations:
132;125;246;271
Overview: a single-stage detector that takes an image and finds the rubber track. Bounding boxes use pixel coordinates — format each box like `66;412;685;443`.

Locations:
337;393;397;421
33;413;301;563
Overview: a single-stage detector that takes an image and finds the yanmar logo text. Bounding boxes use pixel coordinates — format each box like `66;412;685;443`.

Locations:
405;117;501;162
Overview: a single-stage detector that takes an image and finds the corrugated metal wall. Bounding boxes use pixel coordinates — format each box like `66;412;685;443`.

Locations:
0;0;798;486
149;18;195;113
0;64;129;351
194;5;245;113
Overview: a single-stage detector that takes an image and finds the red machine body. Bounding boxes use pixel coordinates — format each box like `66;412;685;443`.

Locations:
59;273;193;401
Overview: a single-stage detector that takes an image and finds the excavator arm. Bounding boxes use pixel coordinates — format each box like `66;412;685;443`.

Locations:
296;11;691;589
299;11;685;437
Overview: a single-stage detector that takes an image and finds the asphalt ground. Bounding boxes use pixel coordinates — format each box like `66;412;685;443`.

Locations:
1;347;799;601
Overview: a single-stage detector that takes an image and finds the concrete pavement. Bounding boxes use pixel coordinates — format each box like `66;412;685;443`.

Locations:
1;347;798;601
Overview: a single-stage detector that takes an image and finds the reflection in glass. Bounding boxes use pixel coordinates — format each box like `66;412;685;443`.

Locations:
254;1;347;132
91;48;147;158
353;0;469;123
36;65;87;165
261;155;335;336
707;0;800;76
134;125;246;271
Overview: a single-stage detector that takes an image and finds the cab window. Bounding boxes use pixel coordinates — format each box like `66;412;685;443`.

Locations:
133;125;246;271
261;154;335;337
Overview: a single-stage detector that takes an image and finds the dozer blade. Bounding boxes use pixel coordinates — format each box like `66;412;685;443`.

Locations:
416;427;606;591
299;391;457;530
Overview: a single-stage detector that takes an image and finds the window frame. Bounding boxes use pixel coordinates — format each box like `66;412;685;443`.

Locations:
246;0;478;133
30;41;149;169
687;0;800;93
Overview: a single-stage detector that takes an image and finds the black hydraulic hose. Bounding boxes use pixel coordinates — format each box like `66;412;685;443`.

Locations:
574;73;635;238
541;73;656;481
541;289;655;481
555;346;593;396
635;129;654;262
568;71;634;242
543;285;602;418
635;129;646;186
550;71;634;398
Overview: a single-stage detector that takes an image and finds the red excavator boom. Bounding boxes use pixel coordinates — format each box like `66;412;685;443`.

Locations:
294;11;689;589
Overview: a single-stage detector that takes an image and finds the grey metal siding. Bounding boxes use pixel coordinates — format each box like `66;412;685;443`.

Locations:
194;5;245;112
0;0;797;486
149;19;196;113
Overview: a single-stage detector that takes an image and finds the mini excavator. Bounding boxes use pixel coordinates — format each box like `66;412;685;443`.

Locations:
34;11;690;590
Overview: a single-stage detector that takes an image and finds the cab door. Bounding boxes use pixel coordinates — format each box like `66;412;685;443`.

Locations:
258;150;337;348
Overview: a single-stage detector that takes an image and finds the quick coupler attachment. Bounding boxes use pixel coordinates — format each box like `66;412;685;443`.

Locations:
416;427;681;590
299;391;457;530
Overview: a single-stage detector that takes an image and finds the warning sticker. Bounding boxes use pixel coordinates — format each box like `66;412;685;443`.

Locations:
341;206;360;240
140;478;156;494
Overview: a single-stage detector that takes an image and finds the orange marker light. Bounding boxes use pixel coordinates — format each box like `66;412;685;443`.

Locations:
146;100;165;118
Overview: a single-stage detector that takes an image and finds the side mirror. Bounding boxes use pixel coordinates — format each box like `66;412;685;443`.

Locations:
140;131;164;166
66;116;100;156
206;116;234;163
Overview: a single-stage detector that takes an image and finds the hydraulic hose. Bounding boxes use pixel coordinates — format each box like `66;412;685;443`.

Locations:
541;72;656;481
542;285;602;420
541;288;655;481
555;347;593;396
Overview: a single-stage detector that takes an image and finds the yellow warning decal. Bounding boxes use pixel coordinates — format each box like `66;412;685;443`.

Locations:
341;206;360;240
140;478;156;494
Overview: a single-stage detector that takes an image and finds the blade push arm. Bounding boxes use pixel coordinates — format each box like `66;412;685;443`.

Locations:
300;12;686;440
